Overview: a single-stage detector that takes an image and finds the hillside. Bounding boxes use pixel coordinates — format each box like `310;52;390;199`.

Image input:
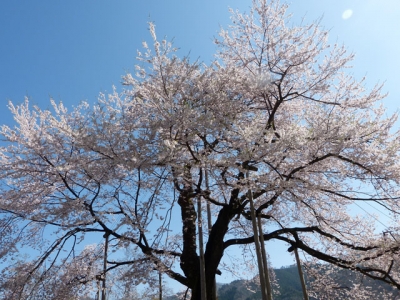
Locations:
167;264;400;300
216;265;400;300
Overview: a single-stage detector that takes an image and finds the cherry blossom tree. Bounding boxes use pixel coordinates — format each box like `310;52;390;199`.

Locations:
1;0;400;299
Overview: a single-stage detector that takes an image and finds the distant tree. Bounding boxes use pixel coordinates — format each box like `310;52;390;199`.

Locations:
1;0;400;299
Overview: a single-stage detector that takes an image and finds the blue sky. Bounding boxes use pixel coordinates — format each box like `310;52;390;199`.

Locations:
1;0;399;118
1;0;400;288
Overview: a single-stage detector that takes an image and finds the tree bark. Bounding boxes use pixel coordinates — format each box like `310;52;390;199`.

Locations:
177;167;200;297
200;188;242;300
178;190;199;288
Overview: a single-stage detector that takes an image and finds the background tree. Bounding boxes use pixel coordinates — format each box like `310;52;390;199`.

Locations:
1;0;400;299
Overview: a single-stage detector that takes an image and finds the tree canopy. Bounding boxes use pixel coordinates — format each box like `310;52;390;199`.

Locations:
1;0;400;299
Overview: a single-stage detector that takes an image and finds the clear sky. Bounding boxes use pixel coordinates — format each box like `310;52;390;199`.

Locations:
1;0;400;289
1;0;399;118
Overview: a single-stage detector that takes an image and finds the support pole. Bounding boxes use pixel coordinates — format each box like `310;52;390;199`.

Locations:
197;195;207;300
247;172;268;300
205;169;217;299
258;214;273;300
159;271;163;300
294;248;309;300
102;233;109;300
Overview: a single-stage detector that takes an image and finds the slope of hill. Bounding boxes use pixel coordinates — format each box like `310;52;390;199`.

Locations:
166;264;400;299
217;265;303;300
216;264;400;300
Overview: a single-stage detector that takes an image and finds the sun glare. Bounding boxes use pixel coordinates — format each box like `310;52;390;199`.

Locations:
342;9;353;20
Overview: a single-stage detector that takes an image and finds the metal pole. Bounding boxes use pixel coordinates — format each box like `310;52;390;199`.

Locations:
294;248;309;300
102;233;109;300
247;172;268;300
258;214;273;300
197;195;207;300
159;271;163;300
205;169;217;299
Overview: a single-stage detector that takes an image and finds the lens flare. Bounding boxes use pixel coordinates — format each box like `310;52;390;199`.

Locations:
342;9;353;20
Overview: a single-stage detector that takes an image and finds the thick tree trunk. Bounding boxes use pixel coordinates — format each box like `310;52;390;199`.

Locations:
177;166;200;297
179;169;243;300
200;188;242;300
178;190;199;287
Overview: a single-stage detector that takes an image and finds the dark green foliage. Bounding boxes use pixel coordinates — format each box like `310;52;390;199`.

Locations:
215;266;304;300
218;280;261;300
323;267;400;298
274;265;304;300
